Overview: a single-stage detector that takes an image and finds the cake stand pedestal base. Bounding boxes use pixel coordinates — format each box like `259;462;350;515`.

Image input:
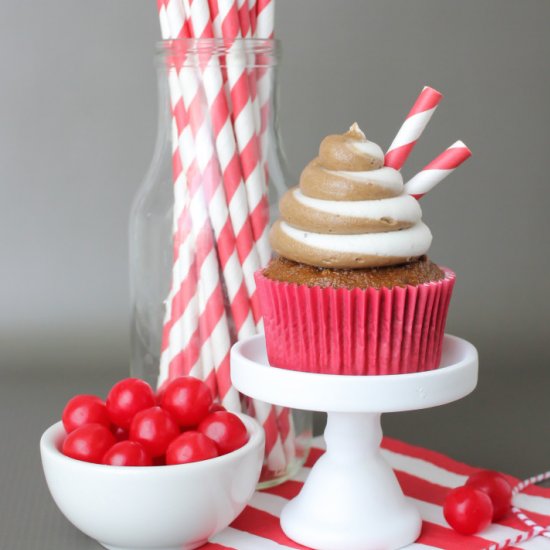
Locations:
231;334;478;550
281;411;421;550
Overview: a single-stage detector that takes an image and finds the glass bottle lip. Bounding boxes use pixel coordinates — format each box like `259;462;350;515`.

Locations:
156;38;280;66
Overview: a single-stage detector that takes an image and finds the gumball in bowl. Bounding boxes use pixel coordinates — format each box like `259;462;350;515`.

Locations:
40;413;264;550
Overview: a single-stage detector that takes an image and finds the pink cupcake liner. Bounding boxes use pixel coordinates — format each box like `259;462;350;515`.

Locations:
256;268;455;375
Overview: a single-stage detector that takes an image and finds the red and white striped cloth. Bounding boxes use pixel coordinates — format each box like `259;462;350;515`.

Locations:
200;436;550;549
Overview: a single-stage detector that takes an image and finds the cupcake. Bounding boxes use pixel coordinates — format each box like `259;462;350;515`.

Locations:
256;123;455;375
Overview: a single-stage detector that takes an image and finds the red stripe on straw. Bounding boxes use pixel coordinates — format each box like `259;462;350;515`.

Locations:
424;143;472;170
383;142;415;172
406;86;443;118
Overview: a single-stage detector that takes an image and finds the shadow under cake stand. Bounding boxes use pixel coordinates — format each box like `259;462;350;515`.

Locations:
231;334;478;550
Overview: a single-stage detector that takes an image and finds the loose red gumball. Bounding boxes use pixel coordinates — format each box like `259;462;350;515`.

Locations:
209;403;226;414
102;441;152;467
62;423;116;464
106;378;156;430
166;431;219;465
62;394;110;433
466;470;513;520
129;406;180;457
160;376;213;429
198;411;248;455
444;486;493;535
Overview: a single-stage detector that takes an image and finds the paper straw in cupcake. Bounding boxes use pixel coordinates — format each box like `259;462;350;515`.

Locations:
385;86;443;170
404;141;472;199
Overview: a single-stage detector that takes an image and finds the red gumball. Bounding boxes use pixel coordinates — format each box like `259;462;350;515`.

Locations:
466;470;513;520
62;423;116;464
106;378;156;430
198;411;248;455
62;394;110;433
444;486;493;535
166;431;219;465
209;404;226;414
103;441;152;467
160;376;213;429
129;406;180;457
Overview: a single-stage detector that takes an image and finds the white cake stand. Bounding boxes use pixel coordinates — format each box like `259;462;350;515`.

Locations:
231;334;478;550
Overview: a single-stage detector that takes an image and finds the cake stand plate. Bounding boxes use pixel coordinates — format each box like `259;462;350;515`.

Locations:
231;335;478;550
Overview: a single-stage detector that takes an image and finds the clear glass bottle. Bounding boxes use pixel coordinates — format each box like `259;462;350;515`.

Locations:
129;39;312;487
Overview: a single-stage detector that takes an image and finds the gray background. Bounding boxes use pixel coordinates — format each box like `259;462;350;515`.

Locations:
1;1;549;548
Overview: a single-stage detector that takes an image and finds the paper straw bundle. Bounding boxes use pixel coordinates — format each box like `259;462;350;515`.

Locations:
157;0;290;475
385;86;472;198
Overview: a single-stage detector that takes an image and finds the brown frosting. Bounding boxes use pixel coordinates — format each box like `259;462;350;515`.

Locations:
299;160;398;201
318;126;384;171
280;187;412;234
270;220;416;268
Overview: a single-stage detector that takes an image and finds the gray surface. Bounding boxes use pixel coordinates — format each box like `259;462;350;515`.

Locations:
1;0;549;547
1;364;549;550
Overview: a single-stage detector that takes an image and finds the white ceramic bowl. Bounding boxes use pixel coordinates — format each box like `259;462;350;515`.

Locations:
40;414;264;550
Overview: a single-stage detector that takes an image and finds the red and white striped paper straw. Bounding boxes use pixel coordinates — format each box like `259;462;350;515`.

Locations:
158;0;288;472
159;0;243;409
175;0;286;472
256;0;275;38
248;0;257;36
172;3;260;337
159;0;203;385
162;123;202;376
212;0;286;472
211;0;271;268
385;86;443;171
184;0;264;328
160;61;224;398
174;102;240;407
404;140;472;199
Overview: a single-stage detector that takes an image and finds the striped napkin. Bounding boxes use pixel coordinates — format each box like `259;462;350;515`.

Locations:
201;435;550;549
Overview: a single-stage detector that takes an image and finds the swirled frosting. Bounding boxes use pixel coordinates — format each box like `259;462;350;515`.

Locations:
270;123;432;268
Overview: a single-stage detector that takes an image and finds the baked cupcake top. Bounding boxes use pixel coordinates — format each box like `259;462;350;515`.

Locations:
270;123;433;269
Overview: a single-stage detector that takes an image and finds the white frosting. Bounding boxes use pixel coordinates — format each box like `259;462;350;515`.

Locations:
325;166;404;194
279;221;432;258
292;189;422;224
350;139;385;160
